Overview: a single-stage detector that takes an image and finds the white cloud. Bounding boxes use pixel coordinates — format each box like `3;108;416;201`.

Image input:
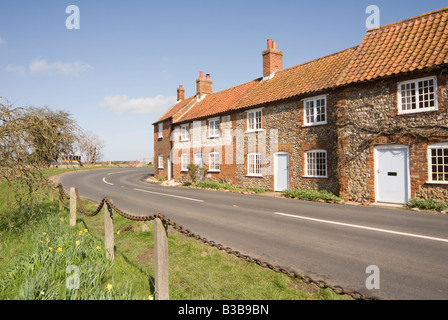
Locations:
5;64;26;75
5;58;92;77
0;37;4;45
100;94;177;115
29;58;92;76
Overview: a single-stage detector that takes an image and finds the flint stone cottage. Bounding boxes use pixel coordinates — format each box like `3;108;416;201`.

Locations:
153;7;448;205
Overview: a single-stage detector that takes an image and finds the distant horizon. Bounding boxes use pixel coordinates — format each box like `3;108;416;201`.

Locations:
1;1;447;161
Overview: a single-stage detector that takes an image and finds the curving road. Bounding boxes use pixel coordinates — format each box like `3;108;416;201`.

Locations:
58;167;448;300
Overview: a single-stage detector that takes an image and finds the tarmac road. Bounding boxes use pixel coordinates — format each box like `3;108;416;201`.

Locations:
58;167;448;300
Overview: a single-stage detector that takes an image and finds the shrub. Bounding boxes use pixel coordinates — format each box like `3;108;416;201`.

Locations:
282;189;343;203
252;187;266;194
407;198;448;212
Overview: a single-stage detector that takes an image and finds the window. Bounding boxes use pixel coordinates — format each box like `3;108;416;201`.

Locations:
304;96;327;126
428;143;448;184
304;150;327;178
247;153;262;176
158;155;164;169
209;152;220;172
398;76;437;114
181;124;189;141
158;123;163;138
181;154;190;172
208;118;220;138
247;109;263;132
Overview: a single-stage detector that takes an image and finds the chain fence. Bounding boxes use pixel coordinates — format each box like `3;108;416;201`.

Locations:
56;183;378;301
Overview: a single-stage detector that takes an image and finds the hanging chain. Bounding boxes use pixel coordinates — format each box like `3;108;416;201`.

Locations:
57;184;377;300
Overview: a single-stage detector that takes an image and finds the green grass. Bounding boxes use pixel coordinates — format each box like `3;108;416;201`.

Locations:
0;168;352;300
407;198;448;212
193;180;265;194
282;189;343;203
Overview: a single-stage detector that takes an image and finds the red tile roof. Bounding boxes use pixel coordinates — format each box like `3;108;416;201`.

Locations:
338;7;448;84
237;47;357;109
155;7;448;125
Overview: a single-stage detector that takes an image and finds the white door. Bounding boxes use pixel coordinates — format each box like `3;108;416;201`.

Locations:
375;146;409;204
274;152;289;192
194;153;204;181
167;157;172;180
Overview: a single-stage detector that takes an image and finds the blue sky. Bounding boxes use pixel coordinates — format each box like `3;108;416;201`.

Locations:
1;0;447;161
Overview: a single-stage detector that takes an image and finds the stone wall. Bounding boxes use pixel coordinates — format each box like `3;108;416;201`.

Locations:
337;72;448;202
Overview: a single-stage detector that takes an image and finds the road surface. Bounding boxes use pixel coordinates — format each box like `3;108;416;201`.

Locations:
58;167;448;300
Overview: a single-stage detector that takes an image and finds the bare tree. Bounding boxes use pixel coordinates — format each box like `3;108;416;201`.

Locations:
0;98;79;228
76;129;105;164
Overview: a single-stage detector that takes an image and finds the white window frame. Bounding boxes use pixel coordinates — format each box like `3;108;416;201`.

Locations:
247;153;262;177
246;108;263;132
303;95;327;126
180;124;190;142
158;123;163;138
208;117;220;138
208;152;221;172
181;153;190;172
427;143;448;184
158;155;164;169
304;150;328;178
398;76;438;114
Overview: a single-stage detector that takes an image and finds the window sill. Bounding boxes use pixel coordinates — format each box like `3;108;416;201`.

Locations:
181;169;188;172
208;135;220;139
303;175;328;179
245;129;264;134
398;107;437;115
208;170;221;173
246;174;263;178
303;121;327;127
158;167;164;170
180;139;190;142
426;181;448;185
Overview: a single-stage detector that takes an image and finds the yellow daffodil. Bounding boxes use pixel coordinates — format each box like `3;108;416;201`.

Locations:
117;231;120;235
106;284;113;291
96;246;101;250
83;228;88;233
76;240;80;246
78;230;83;236
46;238;50;242
42;232;46;236
40;240;44;244
49;247;53;251
147;294;154;300
57;247;62;252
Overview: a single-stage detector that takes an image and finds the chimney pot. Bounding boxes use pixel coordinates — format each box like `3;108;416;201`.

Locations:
177;85;185;101
196;71;213;96
262;39;283;78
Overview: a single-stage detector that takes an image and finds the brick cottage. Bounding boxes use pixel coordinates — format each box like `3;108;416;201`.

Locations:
153;7;448;204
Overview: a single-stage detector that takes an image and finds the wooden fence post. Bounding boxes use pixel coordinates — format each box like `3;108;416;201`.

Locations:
69;187;77;227
154;218;169;300
104;200;114;261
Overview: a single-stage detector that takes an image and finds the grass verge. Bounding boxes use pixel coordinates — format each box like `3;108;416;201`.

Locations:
0;168;351;300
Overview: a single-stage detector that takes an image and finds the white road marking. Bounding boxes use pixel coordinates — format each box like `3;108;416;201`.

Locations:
102;177;114;186
273;212;448;244
133;188;204;202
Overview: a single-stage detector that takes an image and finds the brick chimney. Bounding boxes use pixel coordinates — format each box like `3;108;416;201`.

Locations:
262;39;283;78
177;85;185;101
196;71;213;97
